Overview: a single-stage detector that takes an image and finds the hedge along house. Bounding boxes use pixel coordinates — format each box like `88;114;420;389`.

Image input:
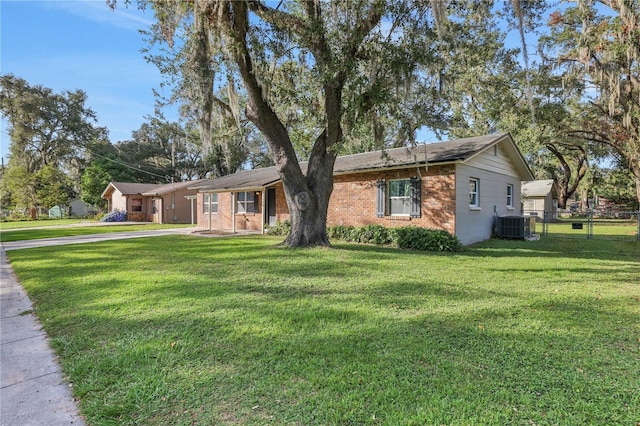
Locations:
190;133;535;245
101;180;205;223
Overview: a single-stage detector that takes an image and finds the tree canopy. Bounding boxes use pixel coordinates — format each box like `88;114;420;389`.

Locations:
4;1;639;221
0;74;104;212
541;0;640;203
133;0;452;246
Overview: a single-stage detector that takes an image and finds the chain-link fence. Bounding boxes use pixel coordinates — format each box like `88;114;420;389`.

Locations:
538;210;640;241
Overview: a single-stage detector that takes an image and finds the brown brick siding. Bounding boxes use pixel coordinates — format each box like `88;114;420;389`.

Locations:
196;191;265;231
327;165;456;234
196;165;456;235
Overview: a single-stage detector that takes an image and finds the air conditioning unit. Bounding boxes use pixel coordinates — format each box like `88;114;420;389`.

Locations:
495;216;533;239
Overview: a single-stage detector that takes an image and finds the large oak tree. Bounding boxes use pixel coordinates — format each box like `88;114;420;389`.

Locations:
544;0;640;204
128;0;445;247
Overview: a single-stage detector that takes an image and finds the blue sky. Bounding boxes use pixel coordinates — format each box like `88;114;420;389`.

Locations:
0;1;550;166
1;0;172;163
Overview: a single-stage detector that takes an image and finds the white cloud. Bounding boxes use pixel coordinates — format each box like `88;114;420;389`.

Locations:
42;0;155;31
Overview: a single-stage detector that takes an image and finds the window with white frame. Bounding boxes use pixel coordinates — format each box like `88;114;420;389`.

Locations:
236;191;255;213
507;184;514;208
469;178;480;208
203;193;218;214
388;179;412;215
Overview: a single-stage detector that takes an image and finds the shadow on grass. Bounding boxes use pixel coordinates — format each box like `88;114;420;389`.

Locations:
7;234;640;424
48;285;640;425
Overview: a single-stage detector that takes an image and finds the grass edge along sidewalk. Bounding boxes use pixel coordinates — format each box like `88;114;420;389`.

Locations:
6;235;640;425
0;222;194;243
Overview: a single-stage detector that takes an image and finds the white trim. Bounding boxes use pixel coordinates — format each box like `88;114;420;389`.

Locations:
231;192;236;232
507;183;514;209
387;178;412;216
469;177;480;208
261;188;266;235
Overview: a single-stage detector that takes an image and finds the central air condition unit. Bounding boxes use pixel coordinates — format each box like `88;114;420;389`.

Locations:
495;216;533;239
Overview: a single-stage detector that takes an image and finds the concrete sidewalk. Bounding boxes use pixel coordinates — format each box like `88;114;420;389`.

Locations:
2;227;202;251
0;226;262;424
1;247;85;425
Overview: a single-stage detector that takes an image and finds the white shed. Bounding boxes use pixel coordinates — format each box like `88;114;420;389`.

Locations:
521;179;558;220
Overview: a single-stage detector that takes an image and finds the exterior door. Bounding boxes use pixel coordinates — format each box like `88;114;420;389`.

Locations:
266;188;277;226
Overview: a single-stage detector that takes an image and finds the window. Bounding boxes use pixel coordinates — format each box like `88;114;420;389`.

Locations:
376;178;421;218
203;193;218;214
236;191;255;213
151;199;157;214
507;184;514;208
469;178;480;208
388;179;411;215
131;198;143;212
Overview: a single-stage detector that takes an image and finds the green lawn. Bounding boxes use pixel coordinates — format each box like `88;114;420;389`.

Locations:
0;223;194;242
6;235;640;425
544;219;638;240
0;218;86;230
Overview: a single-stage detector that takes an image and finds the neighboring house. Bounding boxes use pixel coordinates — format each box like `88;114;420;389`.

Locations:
190;133;535;245
141;180;207;224
101;181;205;223
521;179;558;221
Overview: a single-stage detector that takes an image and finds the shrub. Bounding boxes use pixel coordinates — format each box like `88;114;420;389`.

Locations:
266;220;291;236
99;210;127;222
327;225;356;241
390;226;462;252
327;224;461;252
349;224;393;245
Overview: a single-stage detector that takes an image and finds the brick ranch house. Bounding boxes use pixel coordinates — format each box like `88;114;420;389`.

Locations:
101;180;205;224
189;133;535;245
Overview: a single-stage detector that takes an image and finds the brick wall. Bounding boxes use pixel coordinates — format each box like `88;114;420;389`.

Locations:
196;165;456;235
327;165;456;234
196;191;264;231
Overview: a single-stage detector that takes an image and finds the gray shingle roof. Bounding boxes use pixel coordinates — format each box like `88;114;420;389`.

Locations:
333;133;507;173
191;133;521;192
109;182;161;195
141;179;207;196
521;179;556;197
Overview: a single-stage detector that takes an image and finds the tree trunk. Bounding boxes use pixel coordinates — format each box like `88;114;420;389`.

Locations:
546;142;587;210
280;179;332;247
633;167;640;209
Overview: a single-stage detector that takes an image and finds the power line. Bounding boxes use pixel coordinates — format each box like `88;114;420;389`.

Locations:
1;132;171;181
86;148;171;181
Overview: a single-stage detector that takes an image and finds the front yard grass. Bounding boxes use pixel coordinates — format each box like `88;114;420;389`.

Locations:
0;223;194;242
0;218;85;230
6;235;640;425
